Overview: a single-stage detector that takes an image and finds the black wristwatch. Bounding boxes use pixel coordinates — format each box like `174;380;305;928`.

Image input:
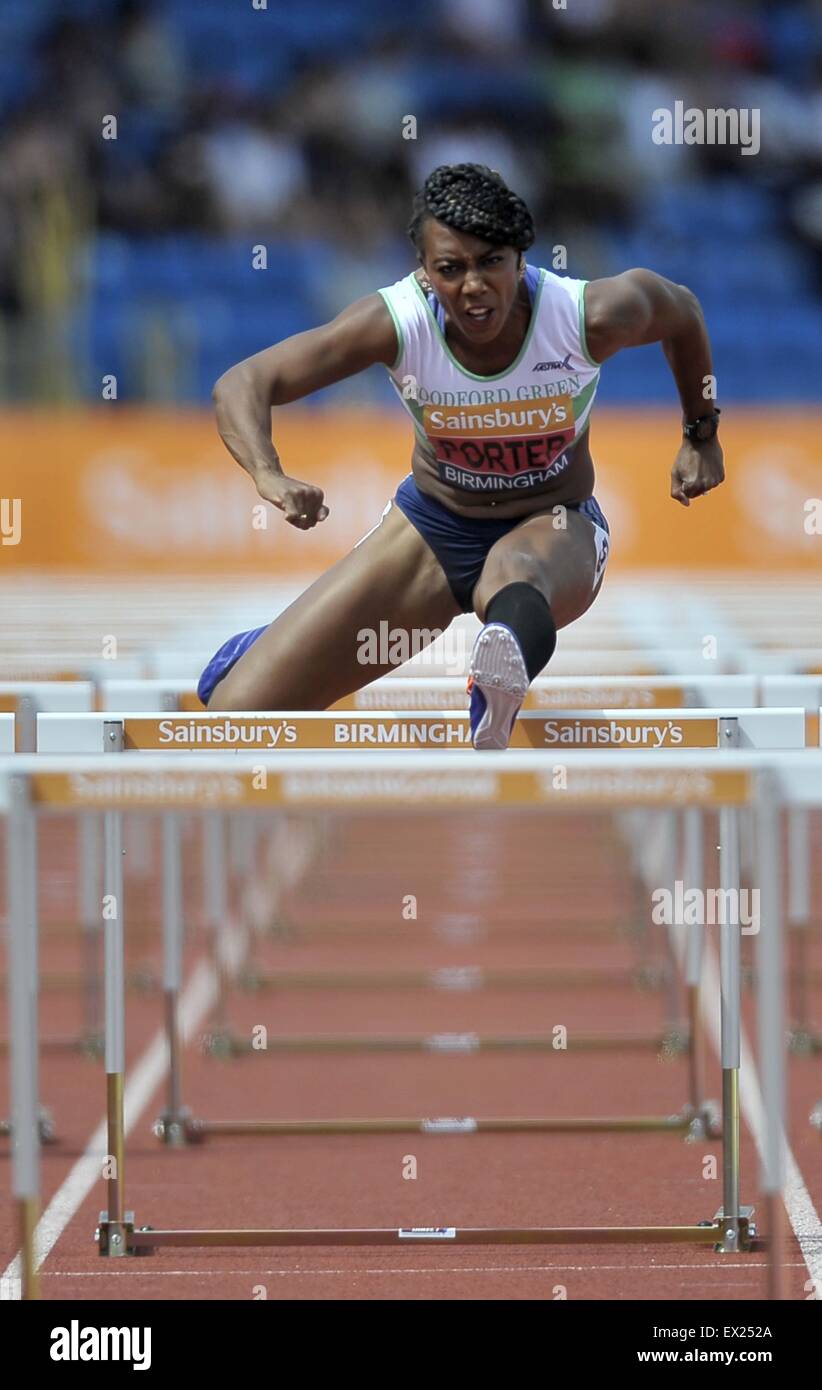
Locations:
683;408;721;443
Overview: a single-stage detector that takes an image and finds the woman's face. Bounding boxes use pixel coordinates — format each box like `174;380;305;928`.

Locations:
420;219;523;346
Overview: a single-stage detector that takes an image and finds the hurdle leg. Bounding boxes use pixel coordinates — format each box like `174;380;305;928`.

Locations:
682;807;716;1138
155;812;197;1145
204;812;232;1039
659;810;686;1048
99;796;130;1251
7;775;40;1298
95;720;136;1256
756;772;786;1299
786;808;812;1050
625;811;658;988
79;813;103;1054
716;776;749;1252
230;811;263;971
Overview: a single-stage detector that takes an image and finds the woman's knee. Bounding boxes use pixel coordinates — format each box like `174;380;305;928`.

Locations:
473;549;550;618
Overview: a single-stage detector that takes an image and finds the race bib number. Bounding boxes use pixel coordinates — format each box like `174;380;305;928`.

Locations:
424;398;575;493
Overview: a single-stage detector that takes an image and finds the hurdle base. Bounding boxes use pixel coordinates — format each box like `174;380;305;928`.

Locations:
129;1221;729;1251
187;1111;702;1139
38;1106;57;1144
788;1027;822;1056
235;966;655;994
659;1028;689;1059
202;1030;679;1059
128;967;160;994
0;1033;104;1059
1;1106;57;1145
712;1205;758;1254
78;1032;105;1060
96;1212;156;1258
683;1099;721;1143
634;964;667;992
153;1108;205;1147
201;1029;243;1060
96;1211;133;1258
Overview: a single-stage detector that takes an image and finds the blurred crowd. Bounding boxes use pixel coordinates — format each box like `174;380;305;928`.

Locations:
1;0;822;401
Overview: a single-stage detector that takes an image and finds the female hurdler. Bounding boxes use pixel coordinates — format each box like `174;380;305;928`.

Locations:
200;163;724;749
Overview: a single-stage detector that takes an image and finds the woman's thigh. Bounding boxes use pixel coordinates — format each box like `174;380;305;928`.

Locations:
208;504;461;710
472;507;606;629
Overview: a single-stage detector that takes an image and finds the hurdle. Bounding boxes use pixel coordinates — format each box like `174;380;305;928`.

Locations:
5;747;796;1293
0;715;15;756
35;706;804;1145
0;683;114;1062
0;717;45;1150
0;682;94;753
760;678;821;1055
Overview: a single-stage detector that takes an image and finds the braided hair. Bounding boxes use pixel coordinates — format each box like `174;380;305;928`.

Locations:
407;164;535;257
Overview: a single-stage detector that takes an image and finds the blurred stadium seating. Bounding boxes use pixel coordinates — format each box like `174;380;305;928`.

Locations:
1;0;821;405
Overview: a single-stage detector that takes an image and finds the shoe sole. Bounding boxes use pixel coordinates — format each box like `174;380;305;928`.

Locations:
469;624;528;751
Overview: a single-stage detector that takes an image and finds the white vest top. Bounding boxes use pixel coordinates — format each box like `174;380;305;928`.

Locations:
378;264;601;497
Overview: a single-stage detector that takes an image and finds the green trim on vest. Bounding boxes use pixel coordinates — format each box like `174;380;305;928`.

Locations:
572;374;600;422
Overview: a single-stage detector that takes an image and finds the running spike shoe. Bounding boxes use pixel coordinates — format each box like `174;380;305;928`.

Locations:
467;623;528;751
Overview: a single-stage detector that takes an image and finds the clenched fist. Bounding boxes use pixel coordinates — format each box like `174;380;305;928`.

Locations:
256;473;330;529
671;438;724;508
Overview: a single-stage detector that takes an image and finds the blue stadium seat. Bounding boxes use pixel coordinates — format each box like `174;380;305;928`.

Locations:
642;179;778;238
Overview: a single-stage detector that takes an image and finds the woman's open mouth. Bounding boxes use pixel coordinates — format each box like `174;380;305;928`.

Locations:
463;305;495;329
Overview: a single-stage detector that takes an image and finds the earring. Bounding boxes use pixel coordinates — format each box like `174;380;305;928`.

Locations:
419;274;432;291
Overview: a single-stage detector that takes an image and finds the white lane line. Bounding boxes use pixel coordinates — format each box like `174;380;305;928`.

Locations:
686;932;822;1285
1;957;217;1298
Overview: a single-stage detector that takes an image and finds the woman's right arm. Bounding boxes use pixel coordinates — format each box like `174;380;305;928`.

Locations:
212;292;399;529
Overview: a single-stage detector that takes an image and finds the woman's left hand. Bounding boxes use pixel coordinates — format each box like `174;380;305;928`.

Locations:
671;438;725;507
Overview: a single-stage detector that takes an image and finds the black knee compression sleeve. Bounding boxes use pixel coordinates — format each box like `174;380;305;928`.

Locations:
485;582;557;681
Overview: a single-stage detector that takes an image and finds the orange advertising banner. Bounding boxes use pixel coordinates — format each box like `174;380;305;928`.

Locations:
1;406;820;574
28;764;753;809
122;712;719;750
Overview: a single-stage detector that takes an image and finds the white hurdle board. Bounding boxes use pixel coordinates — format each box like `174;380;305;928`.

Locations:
37;708;807;754
100;674;760;713
0;682;95;753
